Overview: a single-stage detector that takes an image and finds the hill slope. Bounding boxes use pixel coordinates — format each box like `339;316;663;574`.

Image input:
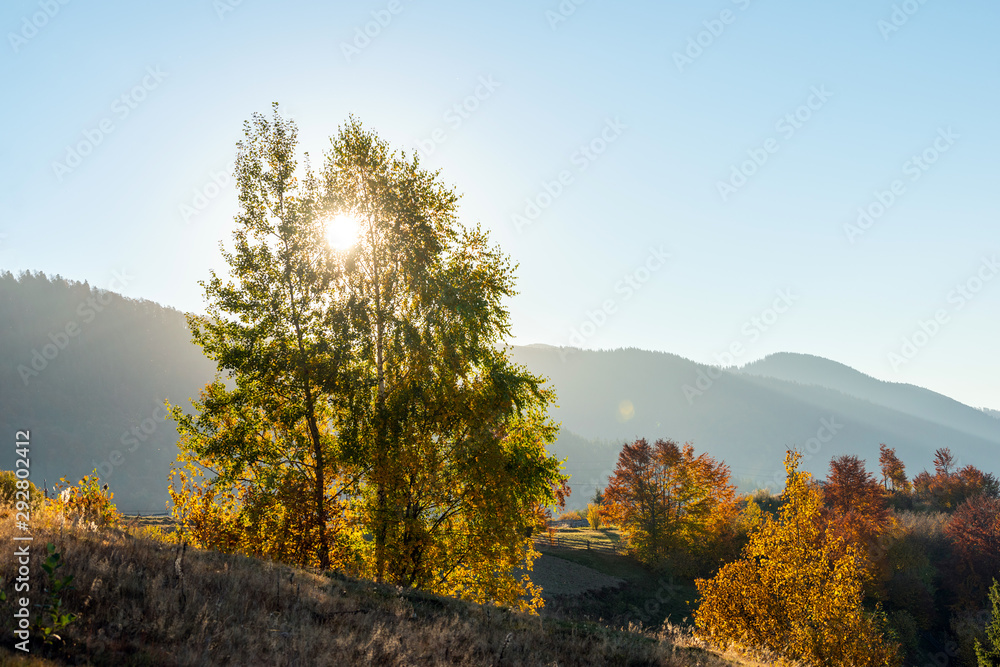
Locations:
509;345;1000;506
0;272;216;513
3;273;997;514
0;515;745;666
737;352;1000;444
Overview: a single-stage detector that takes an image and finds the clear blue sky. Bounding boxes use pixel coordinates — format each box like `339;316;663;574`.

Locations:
2;0;998;409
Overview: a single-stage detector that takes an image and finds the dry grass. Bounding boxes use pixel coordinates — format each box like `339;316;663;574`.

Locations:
0;505;766;666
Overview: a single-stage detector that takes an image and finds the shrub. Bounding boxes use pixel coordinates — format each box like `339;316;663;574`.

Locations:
586;503;602;530
56;471;121;529
0;470;44;513
35;542;79;645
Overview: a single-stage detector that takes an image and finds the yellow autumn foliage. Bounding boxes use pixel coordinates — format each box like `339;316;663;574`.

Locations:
694;451;902;666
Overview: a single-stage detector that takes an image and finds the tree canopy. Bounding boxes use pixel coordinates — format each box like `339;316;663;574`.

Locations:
169;105;567;612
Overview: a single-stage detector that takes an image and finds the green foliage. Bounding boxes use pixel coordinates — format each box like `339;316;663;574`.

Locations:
170;105;567;612
976;579;1000;666
34;543;78;644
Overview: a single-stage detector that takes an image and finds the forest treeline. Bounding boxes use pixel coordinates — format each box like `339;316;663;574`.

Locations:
0;270;216;511
592;438;1000;665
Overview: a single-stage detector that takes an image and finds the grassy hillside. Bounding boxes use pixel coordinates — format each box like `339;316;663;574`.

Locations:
0;510;770;666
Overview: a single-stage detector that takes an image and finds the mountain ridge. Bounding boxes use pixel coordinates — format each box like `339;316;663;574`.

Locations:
3;272;997;513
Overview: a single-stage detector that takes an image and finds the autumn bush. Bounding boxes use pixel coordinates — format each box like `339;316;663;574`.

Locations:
54;472;120;530
0;471;43;511
945;495;1000;612
586;503;602;530
695;451;902;666
913;448;1000;512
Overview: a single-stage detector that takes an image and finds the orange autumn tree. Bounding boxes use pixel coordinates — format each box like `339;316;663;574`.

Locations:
695;450;901;667
823;454;893;558
878;443;910;492
913;447;1000;511
602;438;737;567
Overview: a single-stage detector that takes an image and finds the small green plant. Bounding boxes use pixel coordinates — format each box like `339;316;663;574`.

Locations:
976;579;1000;666
34;543;78;644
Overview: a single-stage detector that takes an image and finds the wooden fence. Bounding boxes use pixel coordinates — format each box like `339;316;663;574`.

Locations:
533;534;623;555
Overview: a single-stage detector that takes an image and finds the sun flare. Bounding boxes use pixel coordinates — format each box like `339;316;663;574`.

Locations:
325;213;360;251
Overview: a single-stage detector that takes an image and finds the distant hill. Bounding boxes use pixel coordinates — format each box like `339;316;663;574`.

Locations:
0;272;216;513
737;352;1000;445
3;273;997;514
508;345;1000;508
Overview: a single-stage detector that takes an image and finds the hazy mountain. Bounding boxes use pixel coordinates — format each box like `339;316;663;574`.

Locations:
736;352;1000;445
508;345;1000;508
3;274;997;514
0;272;216;513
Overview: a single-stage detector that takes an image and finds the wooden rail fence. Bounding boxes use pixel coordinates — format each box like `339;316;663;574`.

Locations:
532;534;623;555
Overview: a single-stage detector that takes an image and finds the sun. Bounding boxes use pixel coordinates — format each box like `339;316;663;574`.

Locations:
325;213;360;251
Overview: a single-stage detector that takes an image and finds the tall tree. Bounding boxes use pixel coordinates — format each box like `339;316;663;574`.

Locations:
171;105;350;569
321;117;567;604
171;107;567;611
603;438;736;565
878;443;909;492
824;455;892;552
